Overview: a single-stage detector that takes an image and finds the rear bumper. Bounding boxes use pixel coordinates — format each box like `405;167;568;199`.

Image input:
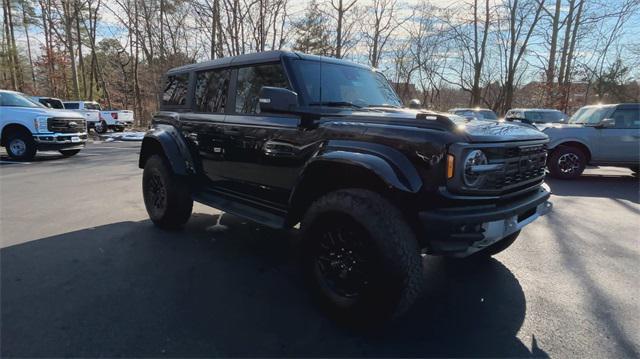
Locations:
419;186;552;257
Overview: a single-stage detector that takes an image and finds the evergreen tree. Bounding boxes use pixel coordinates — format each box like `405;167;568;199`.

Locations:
291;0;332;56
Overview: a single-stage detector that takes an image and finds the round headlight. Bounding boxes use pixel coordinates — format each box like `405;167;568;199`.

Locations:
463;150;488;187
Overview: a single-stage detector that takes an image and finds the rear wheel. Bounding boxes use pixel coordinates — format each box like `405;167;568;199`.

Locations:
548;145;586;179
59;149;81;157
5;130;36;161
95;120;108;134
142;155;193;229
301;189;423;324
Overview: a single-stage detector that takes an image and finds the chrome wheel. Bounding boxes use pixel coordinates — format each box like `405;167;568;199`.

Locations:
557;153;580;174
9;138;26;156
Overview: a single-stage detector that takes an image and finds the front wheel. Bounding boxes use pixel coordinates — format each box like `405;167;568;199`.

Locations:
547;145;586;179
59;149;81;157
142;155;193;229
301;189;423;324
5;131;36;161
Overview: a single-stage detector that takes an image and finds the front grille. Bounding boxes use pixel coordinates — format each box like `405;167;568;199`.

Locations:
48;118;86;133
483;144;547;192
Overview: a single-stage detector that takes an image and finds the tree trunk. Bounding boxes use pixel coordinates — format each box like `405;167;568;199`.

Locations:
62;0;80;99
21;3;37;91
544;0;562;107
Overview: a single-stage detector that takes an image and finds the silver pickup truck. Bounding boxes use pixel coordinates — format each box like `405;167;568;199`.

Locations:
542;103;639;179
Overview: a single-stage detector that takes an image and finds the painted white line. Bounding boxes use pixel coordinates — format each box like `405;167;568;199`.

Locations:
0;161;31;164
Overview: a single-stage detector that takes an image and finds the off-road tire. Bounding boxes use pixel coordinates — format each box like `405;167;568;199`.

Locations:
301;189;423;325
548;145;586;179
5;130;36;161
59;149;81;157
114;126;125;132
142;155;193;229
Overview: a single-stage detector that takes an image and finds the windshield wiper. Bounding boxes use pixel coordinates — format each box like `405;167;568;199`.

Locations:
367;104;400;108
308;101;362;109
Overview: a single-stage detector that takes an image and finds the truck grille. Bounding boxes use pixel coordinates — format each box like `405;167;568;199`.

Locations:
48;118;86;133
484;144;547;192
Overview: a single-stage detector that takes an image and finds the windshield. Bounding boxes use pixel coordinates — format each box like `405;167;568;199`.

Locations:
454;109;498;121
0;92;45;108
290;60;401;108
569;106;613;124
85;102;102;110
525;111;565;123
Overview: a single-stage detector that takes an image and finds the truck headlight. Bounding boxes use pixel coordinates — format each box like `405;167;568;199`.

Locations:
34;116;49;133
463;150;488;187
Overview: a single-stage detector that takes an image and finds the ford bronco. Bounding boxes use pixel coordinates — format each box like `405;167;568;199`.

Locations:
139;51;552;323
542;103;640;179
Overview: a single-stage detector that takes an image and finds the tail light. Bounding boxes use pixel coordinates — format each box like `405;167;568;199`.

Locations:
111;112;118;120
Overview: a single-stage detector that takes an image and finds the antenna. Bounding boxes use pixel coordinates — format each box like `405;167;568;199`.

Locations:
319;54;323;108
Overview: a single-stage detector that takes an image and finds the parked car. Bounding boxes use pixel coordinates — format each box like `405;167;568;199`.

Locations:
0;90;87;160
33;96;65;110
448;107;499;121
505;108;567;129
138;51;552;324
62;100;134;133
543;103;640;179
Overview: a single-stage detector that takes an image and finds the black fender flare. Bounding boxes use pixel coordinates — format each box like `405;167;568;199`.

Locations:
138;124;195;175
288;140;423;217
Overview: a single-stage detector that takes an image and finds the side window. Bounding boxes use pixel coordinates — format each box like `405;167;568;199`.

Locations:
235;64;289;114
194;69;229;113
64;103;79;109
162;73;190;106
612;109;640;129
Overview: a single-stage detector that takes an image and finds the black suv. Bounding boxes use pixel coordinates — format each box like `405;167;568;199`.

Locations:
139;51;552;323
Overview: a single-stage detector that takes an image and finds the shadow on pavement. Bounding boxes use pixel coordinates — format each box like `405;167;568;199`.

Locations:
546;175;639;204
1;213;544;357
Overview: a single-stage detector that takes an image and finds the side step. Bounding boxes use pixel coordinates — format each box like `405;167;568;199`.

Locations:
192;190;287;229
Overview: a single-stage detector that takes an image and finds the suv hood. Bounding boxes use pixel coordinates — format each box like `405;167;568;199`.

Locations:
343;108;547;143
9;107;85;119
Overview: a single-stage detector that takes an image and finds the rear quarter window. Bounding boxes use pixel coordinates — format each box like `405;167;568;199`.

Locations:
162;73;190;107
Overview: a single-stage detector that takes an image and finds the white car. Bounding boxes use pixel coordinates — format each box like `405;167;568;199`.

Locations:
62;100;134;133
0;90;87;160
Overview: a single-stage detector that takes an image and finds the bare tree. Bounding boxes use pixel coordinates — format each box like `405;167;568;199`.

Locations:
328;0;357;58
361;0;406;68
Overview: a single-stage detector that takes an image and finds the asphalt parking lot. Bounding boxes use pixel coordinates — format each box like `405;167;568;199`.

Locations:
1;141;639;357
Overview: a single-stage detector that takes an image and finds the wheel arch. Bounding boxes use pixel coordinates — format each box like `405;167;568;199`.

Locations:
550;140;592;162
286;142;423;227
138;124;195;175
1;123;32;147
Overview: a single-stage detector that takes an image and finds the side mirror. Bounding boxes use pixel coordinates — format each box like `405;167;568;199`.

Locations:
258;86;298;114
595;118;615;128
408;99;421;109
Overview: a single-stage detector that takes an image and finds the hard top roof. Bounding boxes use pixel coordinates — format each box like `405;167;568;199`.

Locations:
508;108;564;112
166;50;372;74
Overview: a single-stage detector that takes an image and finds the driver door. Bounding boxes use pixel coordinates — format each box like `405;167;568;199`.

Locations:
594;106;640;163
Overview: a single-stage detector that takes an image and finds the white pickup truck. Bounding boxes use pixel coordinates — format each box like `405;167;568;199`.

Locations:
1;90;87;160
62;101;134;133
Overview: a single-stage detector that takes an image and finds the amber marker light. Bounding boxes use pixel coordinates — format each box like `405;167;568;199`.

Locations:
447;154;455;179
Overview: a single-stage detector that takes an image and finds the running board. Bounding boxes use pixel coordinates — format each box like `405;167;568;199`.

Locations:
192;190;287;229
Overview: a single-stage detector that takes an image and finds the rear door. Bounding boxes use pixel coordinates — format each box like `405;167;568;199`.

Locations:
596;105;640;163
176;68;231;188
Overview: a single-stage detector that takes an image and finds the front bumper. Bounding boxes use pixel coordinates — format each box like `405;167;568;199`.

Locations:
34;133;87;150
419;186;552;257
